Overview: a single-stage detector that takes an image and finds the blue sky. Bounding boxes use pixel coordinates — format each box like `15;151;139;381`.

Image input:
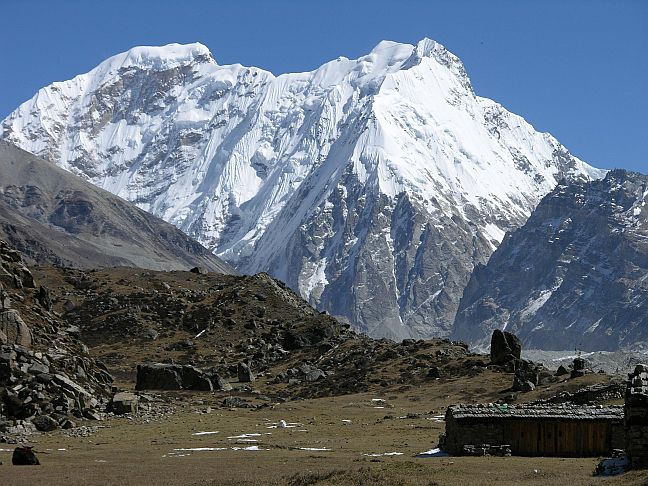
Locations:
1;0;646;172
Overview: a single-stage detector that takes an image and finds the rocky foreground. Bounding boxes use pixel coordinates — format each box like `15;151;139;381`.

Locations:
0;237;638;484
0;239;112;438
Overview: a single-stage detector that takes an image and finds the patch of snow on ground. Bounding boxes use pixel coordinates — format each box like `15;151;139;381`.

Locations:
363;452;404;457
173;447;227;452
416;448;449;458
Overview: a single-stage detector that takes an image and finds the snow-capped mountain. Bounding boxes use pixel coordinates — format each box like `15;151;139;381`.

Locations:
1;39;604;339
453;170;648;351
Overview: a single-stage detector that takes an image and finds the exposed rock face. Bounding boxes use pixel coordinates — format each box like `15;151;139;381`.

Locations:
489;330;521;365
0;141;233;273
453;170;648;351
1;41;603;339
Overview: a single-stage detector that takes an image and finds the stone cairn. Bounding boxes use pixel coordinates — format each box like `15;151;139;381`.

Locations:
625;364;648;469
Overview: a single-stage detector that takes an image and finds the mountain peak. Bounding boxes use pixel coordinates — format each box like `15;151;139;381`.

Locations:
96;42;215;75
1;39;603;340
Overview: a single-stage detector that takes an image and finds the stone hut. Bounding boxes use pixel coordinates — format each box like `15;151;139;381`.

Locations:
625;364;648;468
444;404;623;456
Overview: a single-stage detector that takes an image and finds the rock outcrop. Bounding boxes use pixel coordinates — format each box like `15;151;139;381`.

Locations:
489;330;522;365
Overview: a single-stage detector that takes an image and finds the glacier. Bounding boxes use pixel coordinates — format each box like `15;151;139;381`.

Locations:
1;38;605;339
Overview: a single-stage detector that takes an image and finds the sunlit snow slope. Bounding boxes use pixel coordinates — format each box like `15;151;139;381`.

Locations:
1;39;605;339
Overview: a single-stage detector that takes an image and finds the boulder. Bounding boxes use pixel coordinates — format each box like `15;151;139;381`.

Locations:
136;364;182;390
135;363;214;391
211;373;233;391
144;329;159;340
555;365;569;376
0;287;10;310
31;414;58;432
282;330;309;350
178;366;213;391
297;363;326;382
36;286;52;311
490;330;522;365
111;392;139;415
29;362;50;375
237;362;255;382
62;300;76;312
12;446;40;465
428;366;441;379
0;310;33;347
304;368;326;382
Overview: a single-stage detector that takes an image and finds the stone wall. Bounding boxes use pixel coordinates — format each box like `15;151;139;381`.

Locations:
444;416;504;454
625;364;648;469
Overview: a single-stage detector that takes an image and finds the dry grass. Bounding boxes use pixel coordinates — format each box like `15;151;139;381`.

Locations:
1;392;645;485
3;265;629;485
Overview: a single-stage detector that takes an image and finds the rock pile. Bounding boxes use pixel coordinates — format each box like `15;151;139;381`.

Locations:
0;239;113;435
571;357;587;378
270;362;327;385
511;360;554;392
1;344;111;428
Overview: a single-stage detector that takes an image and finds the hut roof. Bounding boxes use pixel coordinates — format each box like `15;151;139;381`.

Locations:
448;404;623;421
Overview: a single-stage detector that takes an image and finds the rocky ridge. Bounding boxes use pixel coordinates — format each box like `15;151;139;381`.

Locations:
453;169;648;351
0;140;233;273
37;265;480;399
29;263;615;406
